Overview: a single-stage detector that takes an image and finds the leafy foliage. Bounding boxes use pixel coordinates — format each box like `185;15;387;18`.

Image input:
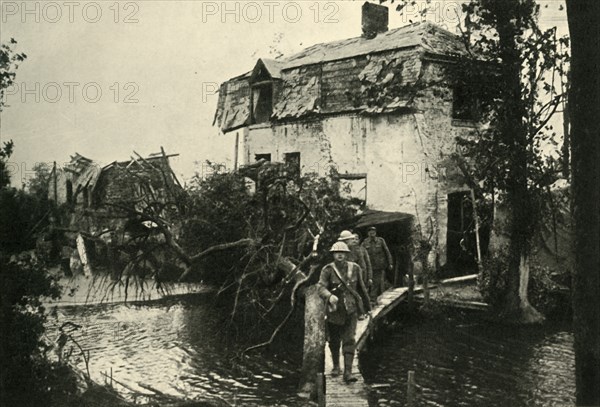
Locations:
1;39;26;188
380;0;569;321
0;187;55;254
0;256;66;407
1;38;27;112
0;140;14;189
452;1;568;318
183;165;258;254
528;261;571;319
453;0;569;215
477;247;509;309
92;159;357;334
180;161;357;286
27;162;54;200
478;247;571;319
0;39;75;407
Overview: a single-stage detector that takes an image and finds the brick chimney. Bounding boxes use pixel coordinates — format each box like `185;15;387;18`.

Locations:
362;2;389;39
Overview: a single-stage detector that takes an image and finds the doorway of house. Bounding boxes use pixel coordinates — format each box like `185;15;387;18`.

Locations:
445;191;489;277
355;212;414;288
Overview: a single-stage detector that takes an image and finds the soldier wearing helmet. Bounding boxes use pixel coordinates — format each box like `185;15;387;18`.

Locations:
318;241;371;383
337;230;373;292
361;226;393;304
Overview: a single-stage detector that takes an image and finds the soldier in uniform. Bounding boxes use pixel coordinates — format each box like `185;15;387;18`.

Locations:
337;230;372;289
318;241;371;383
353;232;372;288
361;226;393;304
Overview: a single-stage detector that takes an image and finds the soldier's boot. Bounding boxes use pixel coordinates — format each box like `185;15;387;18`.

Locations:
343;352;358;383
331;347;341;376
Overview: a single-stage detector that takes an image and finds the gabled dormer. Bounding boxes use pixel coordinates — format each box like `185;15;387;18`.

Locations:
249;58;283;124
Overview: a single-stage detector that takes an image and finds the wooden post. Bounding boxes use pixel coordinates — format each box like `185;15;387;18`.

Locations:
407;220;418;309
53;161;57;203
316;372;325;407
561;81;570;179
422;247;431;304
393;244;400;287
77;234;92;276
298;285;326;400
407;370;415;407
407;257;415;309
423;263;430;304
234;132;240;171
470;189;482;267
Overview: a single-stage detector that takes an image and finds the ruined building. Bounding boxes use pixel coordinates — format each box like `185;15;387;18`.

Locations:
54;152;180;211
48;151;181;275
214;3;487;277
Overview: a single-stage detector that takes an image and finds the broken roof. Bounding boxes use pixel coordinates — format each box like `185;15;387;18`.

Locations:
215;22;467;133
60;151;180;203
64;154;103;196
282;22;466;69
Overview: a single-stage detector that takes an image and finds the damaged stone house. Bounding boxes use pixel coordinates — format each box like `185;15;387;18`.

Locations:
48;151;181;275
214;3;488;278
54;152;180;211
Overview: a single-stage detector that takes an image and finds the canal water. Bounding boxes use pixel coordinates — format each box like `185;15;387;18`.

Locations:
46;295;576;407
360;311;575;407
45;294;305;406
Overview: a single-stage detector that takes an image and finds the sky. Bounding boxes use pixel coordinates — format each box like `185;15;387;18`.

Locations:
0;0;568;187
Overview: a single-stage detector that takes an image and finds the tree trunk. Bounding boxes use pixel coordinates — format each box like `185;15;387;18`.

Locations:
517;253;544;323
297;285;326;399
566;1;600;405
502;240;524;317
502;243;544;323
273;255;326;400
561;95;571;179
494;1;543;324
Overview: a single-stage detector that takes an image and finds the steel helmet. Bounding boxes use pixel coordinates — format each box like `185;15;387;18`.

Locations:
330;241;351;253
338;230;354;241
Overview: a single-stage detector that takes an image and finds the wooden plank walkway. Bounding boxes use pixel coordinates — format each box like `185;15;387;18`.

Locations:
323;274;478;406
324;287;409;406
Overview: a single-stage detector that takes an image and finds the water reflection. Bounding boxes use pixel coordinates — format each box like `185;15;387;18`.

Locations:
360;313;575;407
45;295;304;406
46;296;576;406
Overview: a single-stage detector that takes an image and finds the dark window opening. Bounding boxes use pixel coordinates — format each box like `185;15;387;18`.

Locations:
252;83;273;124
284;152;301;175
452;85;478;121
255;153;271;162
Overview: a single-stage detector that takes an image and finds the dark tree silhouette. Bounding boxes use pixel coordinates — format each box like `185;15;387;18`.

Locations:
566;0;600;405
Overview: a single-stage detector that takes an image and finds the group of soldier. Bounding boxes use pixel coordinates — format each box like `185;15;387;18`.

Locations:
317;226;393;384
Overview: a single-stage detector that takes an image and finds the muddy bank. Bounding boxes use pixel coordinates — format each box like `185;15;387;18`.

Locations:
44;273;210;306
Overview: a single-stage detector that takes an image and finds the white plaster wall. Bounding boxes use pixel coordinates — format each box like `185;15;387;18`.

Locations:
243;114;439;215
244;122;331;174
241;106;474;267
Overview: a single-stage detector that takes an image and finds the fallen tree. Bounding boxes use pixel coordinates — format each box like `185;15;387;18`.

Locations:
56;158;359;397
